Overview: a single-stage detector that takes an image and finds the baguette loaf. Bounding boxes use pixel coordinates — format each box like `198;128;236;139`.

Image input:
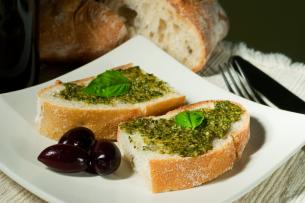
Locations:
36;64;185;141
118;100;250;192
105;0;229;72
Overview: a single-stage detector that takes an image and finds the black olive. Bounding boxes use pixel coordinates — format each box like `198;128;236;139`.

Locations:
90;141;121;175
59;127;96;152
38;144;89;173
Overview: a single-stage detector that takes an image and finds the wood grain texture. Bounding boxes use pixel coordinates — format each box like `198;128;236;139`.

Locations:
0;172;44;203
1;42;305;202
235;150;305;203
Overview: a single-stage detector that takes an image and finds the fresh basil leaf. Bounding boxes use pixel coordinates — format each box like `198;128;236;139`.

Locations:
175;112;190;128
83;70;131;97
175;111;204;129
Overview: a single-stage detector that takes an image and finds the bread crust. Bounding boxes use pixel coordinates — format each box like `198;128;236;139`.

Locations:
168;0;229;72
38;96;185;141
150;136;236;192
118;100;250;192
39;101;142;140
39;0;128;64
37;64;185;141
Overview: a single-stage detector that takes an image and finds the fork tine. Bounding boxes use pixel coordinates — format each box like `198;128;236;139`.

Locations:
221;63;252;99
227;62;262;102
226;63;254;99
232;60;269;105
219;64;235;94
220;62;267;104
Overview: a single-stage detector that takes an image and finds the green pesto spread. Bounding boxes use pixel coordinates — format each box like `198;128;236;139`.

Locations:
57;67;172;104
121;101;244;157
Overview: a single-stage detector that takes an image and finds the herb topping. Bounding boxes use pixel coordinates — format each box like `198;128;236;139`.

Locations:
57;67;172;104
121;101;244;157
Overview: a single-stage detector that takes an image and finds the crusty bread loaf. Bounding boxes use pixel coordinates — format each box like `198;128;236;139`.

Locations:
118;100;250;192
36;64;185;141
105;0;229;72
39;0;128;64
39;0;228;70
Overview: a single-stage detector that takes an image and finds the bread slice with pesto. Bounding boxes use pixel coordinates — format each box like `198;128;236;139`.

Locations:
118;100;250;193
36;64;185;141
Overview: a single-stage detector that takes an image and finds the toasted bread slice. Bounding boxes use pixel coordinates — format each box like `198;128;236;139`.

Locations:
118;100;250;192
36;64;185;140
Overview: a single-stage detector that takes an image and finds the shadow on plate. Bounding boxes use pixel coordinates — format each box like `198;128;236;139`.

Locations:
54;170;97;178
211;116;266;183
103;158;134;180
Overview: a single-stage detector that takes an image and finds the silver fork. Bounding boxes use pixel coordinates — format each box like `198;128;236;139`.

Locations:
219;60;276;107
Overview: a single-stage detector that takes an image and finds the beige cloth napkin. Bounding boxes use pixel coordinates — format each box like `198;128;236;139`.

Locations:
200;42;305;100
1;42;305;203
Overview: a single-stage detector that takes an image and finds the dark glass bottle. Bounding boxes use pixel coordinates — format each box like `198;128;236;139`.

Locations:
0;0;39;93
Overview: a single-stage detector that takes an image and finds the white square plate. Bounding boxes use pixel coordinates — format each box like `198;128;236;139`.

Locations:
1;36;305;203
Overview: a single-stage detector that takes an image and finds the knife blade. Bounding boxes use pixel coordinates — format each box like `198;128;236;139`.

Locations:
231;56;305;114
